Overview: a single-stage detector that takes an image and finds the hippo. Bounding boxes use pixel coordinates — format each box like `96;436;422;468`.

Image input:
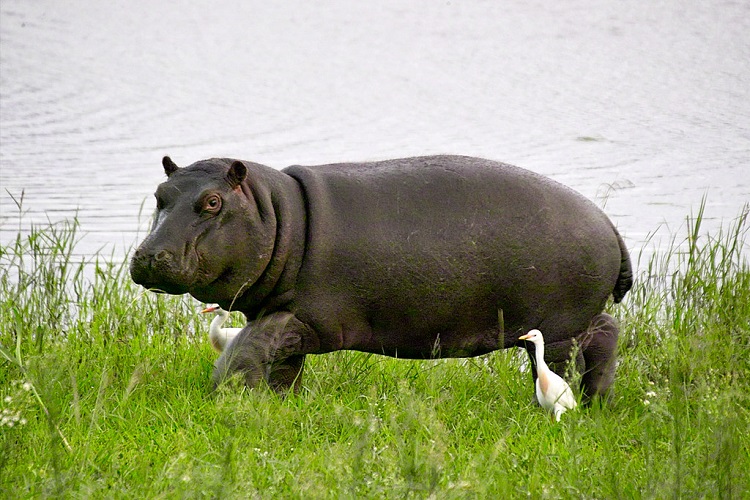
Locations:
130;155;632;401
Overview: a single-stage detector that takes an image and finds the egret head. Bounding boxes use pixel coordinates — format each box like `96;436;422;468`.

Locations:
518;329;544;345
201;304;223;315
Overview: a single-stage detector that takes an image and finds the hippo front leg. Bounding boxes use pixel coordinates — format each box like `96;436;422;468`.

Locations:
212;312;312;393
267;354;306;393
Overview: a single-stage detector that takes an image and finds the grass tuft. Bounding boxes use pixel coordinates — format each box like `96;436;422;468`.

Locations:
1;203;749;498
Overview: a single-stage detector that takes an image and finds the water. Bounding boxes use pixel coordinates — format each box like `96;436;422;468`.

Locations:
2;0;749;269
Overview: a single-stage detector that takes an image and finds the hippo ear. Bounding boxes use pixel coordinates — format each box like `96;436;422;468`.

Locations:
162;156;179;177
227;161;247;188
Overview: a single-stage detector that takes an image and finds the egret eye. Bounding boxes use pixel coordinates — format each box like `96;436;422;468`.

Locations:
203;194;222;213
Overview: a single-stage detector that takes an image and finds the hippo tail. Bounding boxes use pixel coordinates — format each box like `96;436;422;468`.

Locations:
612;226;633;303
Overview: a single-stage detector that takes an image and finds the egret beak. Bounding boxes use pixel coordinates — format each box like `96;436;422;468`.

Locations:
201;306;219;314
518;333;532;340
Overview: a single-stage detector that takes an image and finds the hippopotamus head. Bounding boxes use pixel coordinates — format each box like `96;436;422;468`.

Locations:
130;156;276;306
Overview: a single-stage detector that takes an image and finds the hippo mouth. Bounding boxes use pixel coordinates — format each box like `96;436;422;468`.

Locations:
184;266;253;306
129;256;191;294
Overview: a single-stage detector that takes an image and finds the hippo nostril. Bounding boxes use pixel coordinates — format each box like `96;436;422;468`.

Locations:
155;250;171;262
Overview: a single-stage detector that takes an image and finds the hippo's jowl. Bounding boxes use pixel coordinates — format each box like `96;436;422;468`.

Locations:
130;155;632;400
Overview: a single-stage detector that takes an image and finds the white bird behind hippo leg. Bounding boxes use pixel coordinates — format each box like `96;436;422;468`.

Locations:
519;329;578;421
201;305;243;353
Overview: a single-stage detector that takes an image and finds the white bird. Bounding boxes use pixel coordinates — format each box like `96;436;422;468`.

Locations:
201;305;242;353
518;329;578;421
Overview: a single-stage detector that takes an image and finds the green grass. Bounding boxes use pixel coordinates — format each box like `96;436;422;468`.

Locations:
1;204;749;498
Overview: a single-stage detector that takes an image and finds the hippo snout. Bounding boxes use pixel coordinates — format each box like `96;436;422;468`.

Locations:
129;244;189;294
130;246;161;285
131;245;174;270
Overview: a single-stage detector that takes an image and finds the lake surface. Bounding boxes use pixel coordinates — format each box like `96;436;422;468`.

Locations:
1;0;749;270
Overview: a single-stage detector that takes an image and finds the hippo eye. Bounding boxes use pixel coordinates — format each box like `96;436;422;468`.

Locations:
202;194;222;214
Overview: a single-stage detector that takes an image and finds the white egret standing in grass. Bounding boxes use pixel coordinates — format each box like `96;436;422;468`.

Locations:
201;305;242;353
519;329;578;421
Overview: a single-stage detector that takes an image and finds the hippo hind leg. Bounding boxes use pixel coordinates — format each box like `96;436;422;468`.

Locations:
539;338;585;385
523;337;584;406
578;313;619;404
527;313;619;405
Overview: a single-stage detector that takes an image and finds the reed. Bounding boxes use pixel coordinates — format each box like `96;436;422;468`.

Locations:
1;203;748;498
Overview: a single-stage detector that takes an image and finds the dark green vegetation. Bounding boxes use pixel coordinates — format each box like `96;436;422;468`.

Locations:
1;204;748;498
